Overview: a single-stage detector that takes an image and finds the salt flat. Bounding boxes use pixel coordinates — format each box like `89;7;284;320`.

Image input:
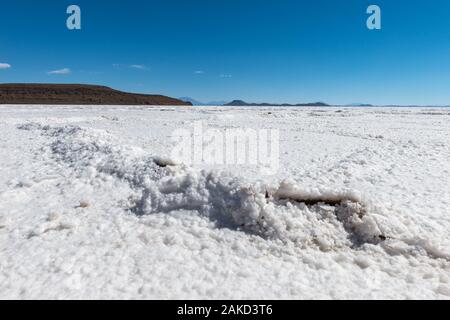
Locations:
0;105;449;299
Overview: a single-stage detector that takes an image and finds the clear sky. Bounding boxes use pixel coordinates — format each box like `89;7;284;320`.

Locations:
1;0;450;105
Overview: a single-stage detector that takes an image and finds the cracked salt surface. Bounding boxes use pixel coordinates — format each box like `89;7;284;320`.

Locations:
1;105;450;299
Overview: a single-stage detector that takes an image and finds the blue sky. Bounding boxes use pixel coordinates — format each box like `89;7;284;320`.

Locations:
1;0;450;105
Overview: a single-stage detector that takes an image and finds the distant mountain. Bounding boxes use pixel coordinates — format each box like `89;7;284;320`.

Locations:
180;97;228;106
0;84;191;106
346;103;373;107
225;100;329;107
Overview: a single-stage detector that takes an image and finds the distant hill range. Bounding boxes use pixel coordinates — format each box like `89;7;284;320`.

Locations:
180;97;228;106
346;103;373;107
224;100;329;107
0;84;191;106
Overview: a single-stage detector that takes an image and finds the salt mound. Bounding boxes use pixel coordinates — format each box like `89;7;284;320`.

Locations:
16;122;391;252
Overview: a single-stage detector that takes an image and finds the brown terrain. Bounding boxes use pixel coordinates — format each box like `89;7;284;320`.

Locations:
0;84;191;105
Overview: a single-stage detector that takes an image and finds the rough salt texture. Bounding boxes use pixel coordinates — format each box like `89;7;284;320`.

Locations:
0;105;449;299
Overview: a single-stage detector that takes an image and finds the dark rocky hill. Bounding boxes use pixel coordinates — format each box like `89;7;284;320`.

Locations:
0;84;191;106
